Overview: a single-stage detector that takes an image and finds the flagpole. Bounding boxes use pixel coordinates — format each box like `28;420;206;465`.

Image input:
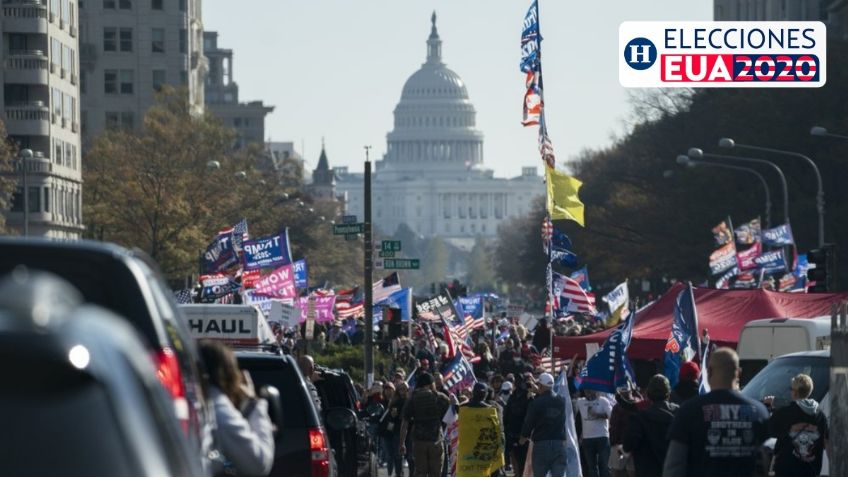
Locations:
364;146;374;388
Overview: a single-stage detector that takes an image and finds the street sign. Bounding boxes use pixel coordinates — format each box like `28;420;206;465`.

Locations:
374;259;384;269
381;240;402;252
383;258;420;270
379;251;395;258
342;215;358;224
345;234;358;241
333;223;365;235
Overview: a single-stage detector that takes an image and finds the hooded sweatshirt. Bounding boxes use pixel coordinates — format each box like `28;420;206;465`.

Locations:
623;400;678;477
768;398;829;477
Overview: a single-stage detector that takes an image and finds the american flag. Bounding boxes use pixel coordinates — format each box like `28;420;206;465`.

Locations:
522;71;542;127
373;272;402;303
443;407;459;477
455;315;484;341
336;302;364;319
538;122;556;169
233;218;249;249
541;216;553;249
556;273;597;315
173;289;194;304
441;317;480;364
418;322;439;354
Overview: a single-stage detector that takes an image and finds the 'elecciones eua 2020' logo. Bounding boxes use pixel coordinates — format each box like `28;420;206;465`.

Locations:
619;22;827;88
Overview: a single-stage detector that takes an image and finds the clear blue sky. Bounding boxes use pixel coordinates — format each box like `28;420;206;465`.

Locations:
204;1;713;177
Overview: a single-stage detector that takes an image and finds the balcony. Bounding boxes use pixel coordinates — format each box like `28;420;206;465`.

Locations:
2;3;48;34
69;25;77;37
15;156;53;175
6;102;51;136
4;50;49;84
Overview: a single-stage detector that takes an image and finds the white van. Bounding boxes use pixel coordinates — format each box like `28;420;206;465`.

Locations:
737;316;830;385
179;304;276;345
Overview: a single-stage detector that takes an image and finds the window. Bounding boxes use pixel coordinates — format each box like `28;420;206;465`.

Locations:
69;2;75;28
104;69;117;93
152;69;165;91
105;111;119;128
51;0;60;17
180;70;187;84
103;0;115;9
63;94;73;121
103;27;116;51
51;38;61;69
28;187;40;213
119;0;131;8
62;45;72;74
64;142;73;167
106;111;133;129
119;28;133;52
54;139;63;164
61;0;70;24
120;111;134;129
179;29;187;53
43;187;50;213
152;0;162;9
152;28;165;52
52;88;62;117
119;69;133;93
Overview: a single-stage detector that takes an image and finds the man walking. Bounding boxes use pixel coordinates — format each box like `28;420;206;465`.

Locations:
765;373;829;477
624;375;678;477
576;389;613;477
663;347;769;477
399;372;451;477
519;372;568;477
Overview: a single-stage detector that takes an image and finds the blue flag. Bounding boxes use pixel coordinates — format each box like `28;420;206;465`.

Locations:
520;0;541;74
663;283;700;389
576;310;636;393
374;288;413;322
242;229;293;271
762;223;794;246
458;295;483;319
294;259;308;289
570;266;591;291
549;227;578;267
202;229;239;273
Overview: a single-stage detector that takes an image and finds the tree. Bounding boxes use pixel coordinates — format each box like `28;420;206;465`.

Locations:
84;88;362;284
0;121;18;234
467;235;496;291
418;236;449;290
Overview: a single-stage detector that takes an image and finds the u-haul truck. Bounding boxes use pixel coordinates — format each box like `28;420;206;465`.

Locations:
179;304;276;345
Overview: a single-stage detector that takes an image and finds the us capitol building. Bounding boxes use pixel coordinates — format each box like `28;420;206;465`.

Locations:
334;13;544;248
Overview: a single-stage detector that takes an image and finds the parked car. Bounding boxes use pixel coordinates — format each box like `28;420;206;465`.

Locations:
235;348;334;477
313;366;378;477
741;350;831;477
0;238;216;470
737;316;830;385
0;272;205;477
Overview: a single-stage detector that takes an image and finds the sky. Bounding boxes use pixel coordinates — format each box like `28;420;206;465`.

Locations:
203;1;713;177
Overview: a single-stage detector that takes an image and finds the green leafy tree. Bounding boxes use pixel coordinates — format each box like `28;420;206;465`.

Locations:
0;121;18;234
467;235;496;291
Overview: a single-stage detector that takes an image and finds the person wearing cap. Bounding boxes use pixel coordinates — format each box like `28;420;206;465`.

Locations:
519;372;568;477
623;375;678;477
497;381;513;407
670;361;701;405
504;375;534;475
575;388;614;477
399;372;451;477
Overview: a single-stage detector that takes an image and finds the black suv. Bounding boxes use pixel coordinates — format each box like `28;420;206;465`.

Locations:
235;348;333;477
0;238;215;470
314;366;378;477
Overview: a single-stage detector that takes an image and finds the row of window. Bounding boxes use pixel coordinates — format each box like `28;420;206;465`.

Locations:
53;138;78;170
48;0;76;28
103;27;187;54
51;87;76;124
96;0;186;11
50;38;76;77
396;116;474;128
10;186;82;223
94;68;179;95
105;110;135;130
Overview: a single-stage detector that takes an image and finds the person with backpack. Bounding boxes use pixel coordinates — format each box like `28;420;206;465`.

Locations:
623;375;678;477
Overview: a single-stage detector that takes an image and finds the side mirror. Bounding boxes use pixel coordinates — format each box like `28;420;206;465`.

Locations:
258;385;283;436
325;407;357;431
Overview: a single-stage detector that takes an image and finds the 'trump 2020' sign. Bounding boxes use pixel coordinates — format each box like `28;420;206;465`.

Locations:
620;22;827;88
242;230;293;271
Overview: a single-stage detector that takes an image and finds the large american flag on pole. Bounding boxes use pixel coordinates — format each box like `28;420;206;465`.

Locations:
554;272;597;315
373;272;402;304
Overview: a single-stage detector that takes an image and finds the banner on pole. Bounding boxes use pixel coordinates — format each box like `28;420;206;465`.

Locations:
457;407;504;477
242;230;293;271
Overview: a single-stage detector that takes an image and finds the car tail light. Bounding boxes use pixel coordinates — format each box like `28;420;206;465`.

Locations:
155;347;190;432
308;427;330;477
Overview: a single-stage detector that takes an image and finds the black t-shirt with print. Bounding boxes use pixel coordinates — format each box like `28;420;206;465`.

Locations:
668;389;769;477
768;401;828;477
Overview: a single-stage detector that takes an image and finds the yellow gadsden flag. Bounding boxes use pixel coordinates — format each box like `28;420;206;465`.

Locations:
457;407;504;477
546;167;585;226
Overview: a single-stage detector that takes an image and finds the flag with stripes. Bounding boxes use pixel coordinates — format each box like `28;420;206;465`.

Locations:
443;406;459;477
538;118;556;168
441;317;480;364
441;351;477;395
373;272;402;303
233;218;249;250
553;272;597;315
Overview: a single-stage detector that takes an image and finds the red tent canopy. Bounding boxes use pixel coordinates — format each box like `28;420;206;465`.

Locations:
553;283;848;360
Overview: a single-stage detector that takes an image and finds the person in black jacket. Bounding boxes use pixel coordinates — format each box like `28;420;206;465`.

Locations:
765;374;829;477
623;375;678;477
504;375;533;474
670;361;700;405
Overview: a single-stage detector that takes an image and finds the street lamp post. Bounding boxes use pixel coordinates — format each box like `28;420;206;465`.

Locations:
676;155;772;228
687;148;790;226
19;148;33;236
811;126;848;141
363;145;373;388
719;138;824;247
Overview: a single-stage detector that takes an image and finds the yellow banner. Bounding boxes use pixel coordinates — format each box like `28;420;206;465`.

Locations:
545;167;585;226
457;406;504;477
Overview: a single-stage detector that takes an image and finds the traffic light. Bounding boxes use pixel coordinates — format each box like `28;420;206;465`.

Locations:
807;244;836;293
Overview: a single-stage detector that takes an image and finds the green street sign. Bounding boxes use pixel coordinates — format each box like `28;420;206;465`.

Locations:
383;258;420;270
333;223;365;235
381;240;402;252
378;250;395;258
345;234;358;241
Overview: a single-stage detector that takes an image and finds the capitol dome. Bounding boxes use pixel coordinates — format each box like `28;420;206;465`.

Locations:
381;12;484;174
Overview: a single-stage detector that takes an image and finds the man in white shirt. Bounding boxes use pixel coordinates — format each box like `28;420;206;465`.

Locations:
576;390;613;477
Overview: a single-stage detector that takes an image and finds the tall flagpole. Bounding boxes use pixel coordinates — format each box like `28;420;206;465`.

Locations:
364;145;374;388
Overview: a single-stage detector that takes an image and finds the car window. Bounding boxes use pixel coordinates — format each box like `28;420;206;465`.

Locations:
741;356;830;409
237;357;316;429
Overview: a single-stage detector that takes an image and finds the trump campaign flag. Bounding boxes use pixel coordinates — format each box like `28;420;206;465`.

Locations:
202;229;239;273
242;230;293;271
663;283;701;389
734;218;761;245
762;223;794;246
252;264;296;299
709;242;737;275
373;287;413;322
293;259;308;289
458;295;483;319
712;218;734;246
576;310;636;393
736;242;762;271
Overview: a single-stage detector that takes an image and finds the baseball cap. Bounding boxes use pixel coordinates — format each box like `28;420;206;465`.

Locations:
500;381;514;392
537;373;555;387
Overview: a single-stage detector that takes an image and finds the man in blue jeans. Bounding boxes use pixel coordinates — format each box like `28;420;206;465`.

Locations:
576;389;613;477
519;373;567;477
